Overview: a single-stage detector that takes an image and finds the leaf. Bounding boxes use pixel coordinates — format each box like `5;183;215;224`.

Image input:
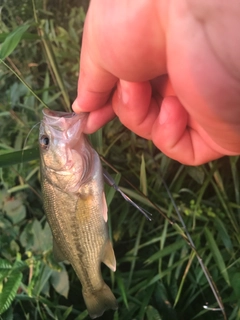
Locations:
50;264;69;298
146;306;162;320
186;166;205;185
116;273;128;308
138;284;156;319
0;259;12;270
0;24;31;60
4;197;26;224
30;220;46;252
230;272;240;299
145;239;186;265
89;129;103;154
19;222;35;250
113;310;119;320
0;271;22;314
154;282;178;320
20;219;51;252
40;222;53;252
140;154;148;196
0;259;12;282
29;262;51;297
0;307;13;320
62;305;73;320
0;32;39;43
214;217;233;252
0;147;39;168
1;307;13;320
204;227;230;285
74;309;89;320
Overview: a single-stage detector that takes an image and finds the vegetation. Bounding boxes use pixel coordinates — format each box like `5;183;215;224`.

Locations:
0;1;240;319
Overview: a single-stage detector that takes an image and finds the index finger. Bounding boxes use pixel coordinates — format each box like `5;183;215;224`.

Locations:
72;17;117;113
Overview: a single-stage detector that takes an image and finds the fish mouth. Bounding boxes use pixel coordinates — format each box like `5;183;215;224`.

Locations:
42;108;88;133
43;109;77;119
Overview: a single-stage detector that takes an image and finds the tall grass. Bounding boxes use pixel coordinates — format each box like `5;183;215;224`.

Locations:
0;1;240;319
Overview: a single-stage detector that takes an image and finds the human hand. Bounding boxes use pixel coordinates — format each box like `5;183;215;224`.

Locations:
72;0;240;165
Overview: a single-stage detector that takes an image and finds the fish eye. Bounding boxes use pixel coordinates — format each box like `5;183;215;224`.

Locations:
40;135;50;149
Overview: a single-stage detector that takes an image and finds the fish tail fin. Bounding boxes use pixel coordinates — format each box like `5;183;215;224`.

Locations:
83;283;118;319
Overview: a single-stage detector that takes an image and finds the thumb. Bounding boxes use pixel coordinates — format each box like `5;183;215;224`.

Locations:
72;56;117;113
72;15;117;114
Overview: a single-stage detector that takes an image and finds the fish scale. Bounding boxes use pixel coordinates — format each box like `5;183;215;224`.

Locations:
39;109;118;318
42;164;106;289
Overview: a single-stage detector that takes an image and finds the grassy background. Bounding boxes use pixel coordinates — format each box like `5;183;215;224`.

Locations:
1;1;240;319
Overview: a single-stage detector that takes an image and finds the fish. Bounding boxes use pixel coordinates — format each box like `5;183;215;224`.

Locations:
39;109;118;319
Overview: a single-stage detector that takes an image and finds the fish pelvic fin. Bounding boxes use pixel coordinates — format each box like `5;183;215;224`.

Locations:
83;283;118;319
102;240;116;272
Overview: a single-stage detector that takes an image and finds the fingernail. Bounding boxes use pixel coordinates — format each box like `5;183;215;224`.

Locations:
159;100;170;125
119;81;129;104
72;99;81;113
117;82;121;100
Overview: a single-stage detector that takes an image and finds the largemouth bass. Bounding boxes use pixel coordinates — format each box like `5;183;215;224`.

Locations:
39;109;118;319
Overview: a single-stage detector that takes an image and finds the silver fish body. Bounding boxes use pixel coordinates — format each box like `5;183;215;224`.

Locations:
39;109;117;318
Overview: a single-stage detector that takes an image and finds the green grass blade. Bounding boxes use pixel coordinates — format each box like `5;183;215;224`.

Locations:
173;250;195;307
145;239;186;265
138;284;155;319
0;147;39;168
74;309;88;320
0;24;30;59
62;305;73;320
140;154;148;196
89;129;103;154
116;273;128;308
205;227;230;285
128;217;145;288
214;217;233;252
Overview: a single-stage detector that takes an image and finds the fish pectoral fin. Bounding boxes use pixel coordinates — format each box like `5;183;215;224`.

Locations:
102;192;108;222
102;240;116;272
53;239;67;262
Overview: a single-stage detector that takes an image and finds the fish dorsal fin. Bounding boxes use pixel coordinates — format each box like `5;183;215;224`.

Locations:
102;192;108;222
102;240;116;272
53;238;67;262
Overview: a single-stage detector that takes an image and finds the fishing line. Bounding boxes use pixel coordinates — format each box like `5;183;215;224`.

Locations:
203;305;222;311
103;168;152;221
100;155;171;223
21;122;40;164
100;155;227;320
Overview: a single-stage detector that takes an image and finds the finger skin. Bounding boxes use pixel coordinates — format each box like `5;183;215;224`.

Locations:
112;81;160;140
151;97;222;165
112;83;223;165
73;0;240;165
73;0;165;113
